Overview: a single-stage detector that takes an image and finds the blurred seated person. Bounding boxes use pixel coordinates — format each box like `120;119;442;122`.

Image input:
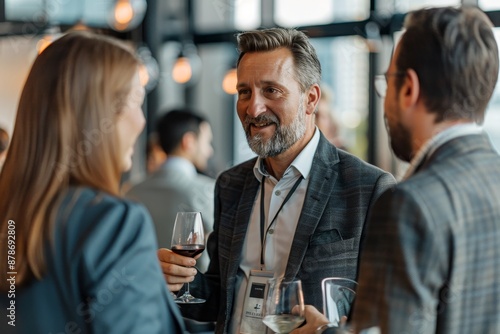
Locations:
0;32;185;333
315;84;347;150
0;127;9;172
126;109;215;273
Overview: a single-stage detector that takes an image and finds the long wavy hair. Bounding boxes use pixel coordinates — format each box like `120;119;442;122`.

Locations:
0;31;140;291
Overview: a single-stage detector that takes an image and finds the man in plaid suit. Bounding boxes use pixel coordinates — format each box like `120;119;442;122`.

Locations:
294;6;500;334
158;27;395;333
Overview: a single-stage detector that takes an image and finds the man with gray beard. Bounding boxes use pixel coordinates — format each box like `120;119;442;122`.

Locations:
158;27;395;334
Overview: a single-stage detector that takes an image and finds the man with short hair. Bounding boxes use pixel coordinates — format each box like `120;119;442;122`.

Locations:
127;109;215;272
159;28;395;333
293;6;500;334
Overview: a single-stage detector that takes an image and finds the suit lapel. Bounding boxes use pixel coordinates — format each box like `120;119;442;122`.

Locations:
285;136;339;280
223;166;259;321
228;166;260;277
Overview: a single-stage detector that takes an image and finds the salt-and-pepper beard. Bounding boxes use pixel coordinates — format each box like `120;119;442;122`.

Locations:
244;95;306;158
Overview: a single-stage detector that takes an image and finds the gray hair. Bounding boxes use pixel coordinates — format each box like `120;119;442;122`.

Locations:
396;6;499;123
236;27;322;92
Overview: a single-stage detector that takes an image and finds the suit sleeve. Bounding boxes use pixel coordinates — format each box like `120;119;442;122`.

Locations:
78;201;184;333
352;187;448;333
370;172;397;204
359;171;397;248
356;171;396;277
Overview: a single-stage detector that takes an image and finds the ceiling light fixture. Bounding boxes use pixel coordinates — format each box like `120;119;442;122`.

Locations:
172;43;201;85
222;68;237;95
110;0;147;32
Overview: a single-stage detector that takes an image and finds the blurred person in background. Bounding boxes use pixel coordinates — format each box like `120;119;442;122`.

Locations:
315;84;347;151
127;108;215;273
0;32;185;333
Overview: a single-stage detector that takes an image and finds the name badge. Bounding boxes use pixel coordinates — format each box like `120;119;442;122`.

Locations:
239;270;273;334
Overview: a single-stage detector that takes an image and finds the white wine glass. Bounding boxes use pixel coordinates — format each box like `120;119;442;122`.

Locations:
171;211;205;304
262;278;305;333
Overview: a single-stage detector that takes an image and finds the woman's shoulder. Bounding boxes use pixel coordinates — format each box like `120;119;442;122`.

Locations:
56;186;155;246
61;186;149;219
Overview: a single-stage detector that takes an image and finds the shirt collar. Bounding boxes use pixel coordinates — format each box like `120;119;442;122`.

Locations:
253;127;321;182
403;122;483;180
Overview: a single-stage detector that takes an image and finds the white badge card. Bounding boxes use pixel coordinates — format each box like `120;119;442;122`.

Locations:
239;270;273;334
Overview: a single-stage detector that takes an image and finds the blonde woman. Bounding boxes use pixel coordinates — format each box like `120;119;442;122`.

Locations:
0;32;185;333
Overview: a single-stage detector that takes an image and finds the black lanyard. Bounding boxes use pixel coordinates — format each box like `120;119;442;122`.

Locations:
259;175;303;269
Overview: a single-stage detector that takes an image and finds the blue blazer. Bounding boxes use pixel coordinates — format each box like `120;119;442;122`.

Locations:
180;134;396;333
0;187;185;334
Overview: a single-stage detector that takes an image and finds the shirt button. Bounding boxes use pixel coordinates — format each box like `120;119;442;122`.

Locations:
275;190;281;196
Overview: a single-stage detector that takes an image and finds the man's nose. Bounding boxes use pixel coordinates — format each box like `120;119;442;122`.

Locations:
246;92;267;118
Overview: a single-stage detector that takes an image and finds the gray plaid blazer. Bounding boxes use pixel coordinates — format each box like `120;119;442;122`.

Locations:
353;134;500;333
181;134;395;333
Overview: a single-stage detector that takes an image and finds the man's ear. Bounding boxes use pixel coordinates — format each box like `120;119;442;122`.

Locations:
180;132;197;152
305;83;321;115
399;69;420;110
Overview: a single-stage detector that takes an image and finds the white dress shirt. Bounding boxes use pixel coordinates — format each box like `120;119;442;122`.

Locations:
230;128;321;333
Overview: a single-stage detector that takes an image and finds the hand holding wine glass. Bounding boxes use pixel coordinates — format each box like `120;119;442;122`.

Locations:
170;211;205;304
263;278;305;333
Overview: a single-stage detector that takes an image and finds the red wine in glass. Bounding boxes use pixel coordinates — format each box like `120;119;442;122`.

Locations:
171;244;205;258
171;212;206;304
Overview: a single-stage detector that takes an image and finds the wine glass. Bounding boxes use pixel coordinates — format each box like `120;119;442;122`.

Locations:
321;277;357;327
262;278;305;333
170;211;205;304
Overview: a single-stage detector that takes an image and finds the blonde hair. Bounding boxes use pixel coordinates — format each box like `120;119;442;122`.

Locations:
0;31;140;290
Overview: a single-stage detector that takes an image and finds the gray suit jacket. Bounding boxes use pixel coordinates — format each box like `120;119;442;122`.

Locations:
127;160;215;272
181;135;395;333
0;187;185;334
353;134;500;333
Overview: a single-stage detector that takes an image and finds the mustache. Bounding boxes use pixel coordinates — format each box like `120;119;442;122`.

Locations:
243;114;280;130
